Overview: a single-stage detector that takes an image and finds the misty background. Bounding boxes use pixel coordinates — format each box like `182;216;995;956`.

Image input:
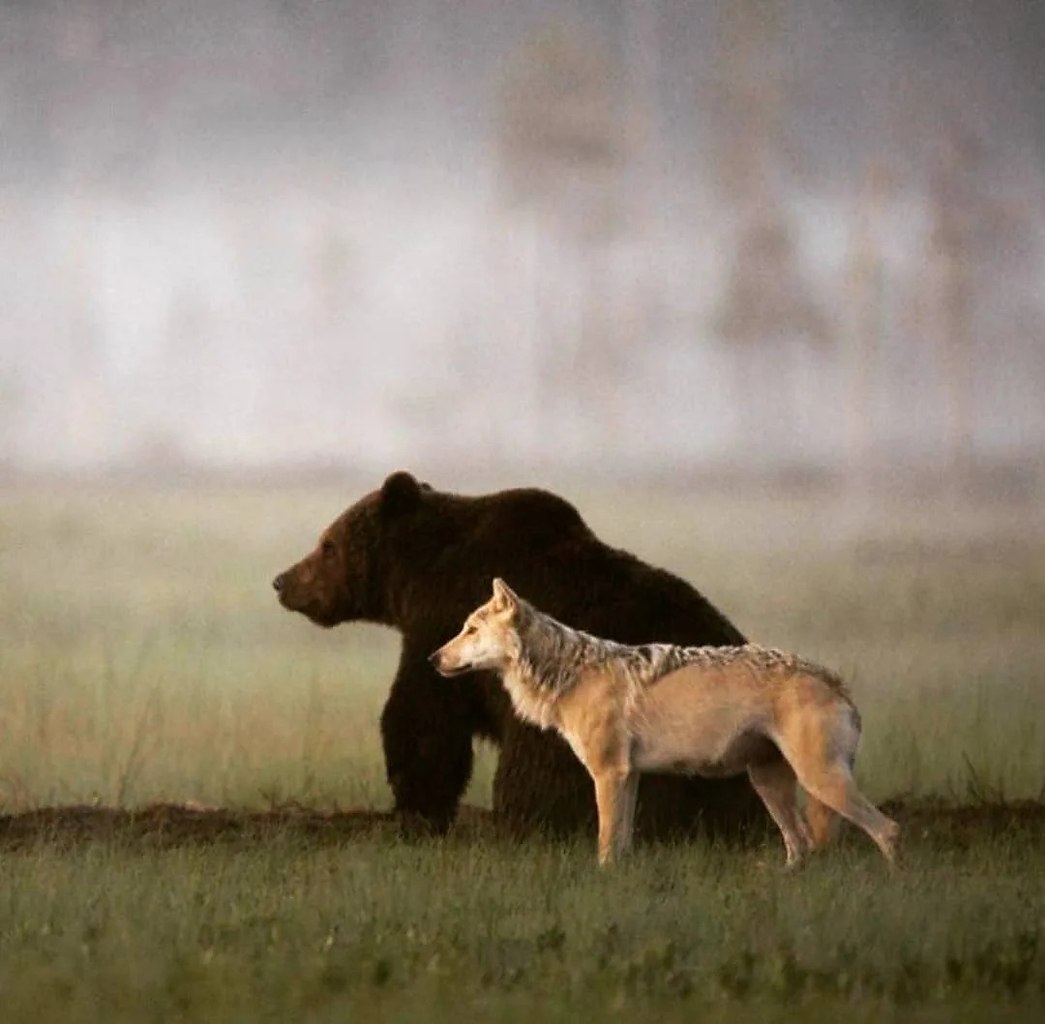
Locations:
2;0;1044;484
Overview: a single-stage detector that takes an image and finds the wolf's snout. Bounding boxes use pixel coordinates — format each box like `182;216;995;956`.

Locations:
272;573;286;593
428;650;441;667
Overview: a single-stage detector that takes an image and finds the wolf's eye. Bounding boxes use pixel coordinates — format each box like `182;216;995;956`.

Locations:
465;623;478;636
321;540;336;558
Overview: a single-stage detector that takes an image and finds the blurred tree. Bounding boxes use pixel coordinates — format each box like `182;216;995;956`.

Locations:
622;0;667;350
313;223;355;324
496;21;624;224
306;217;359;432
0;369;23;468
845;162;892;495
62;192;113;467
927;131;975;488
709;0;832;468
924;125;1035;489
160;286;214;457
711;0;788;206
714;208;830;348
493;20;630;458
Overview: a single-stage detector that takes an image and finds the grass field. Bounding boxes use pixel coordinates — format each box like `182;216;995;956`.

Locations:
1;478;1044;1021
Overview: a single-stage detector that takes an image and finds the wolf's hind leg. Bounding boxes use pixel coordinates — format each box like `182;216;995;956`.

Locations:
792;763;900;865
747;758;811;867
804;794;839;850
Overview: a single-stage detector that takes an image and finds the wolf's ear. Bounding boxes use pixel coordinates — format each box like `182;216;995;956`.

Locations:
380;471;423;518
491;577;519;612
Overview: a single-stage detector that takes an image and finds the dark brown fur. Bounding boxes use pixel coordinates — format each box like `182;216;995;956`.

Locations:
274;471;762;839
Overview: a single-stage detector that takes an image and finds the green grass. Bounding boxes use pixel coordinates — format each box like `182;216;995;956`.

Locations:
1;480;1044;1021
0;831;1041;1022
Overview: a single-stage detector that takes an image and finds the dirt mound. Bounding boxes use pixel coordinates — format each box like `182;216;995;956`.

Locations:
0;799;1041;851
0;802;495;850
880;797;1045;847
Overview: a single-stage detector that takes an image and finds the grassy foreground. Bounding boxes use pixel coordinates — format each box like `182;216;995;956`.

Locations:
0;479;1043;1021
0;825;1042;1023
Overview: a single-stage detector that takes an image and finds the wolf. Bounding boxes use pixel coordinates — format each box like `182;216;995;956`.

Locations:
430;578;900;868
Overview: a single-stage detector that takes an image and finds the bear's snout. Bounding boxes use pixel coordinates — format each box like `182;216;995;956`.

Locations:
271;560;347;627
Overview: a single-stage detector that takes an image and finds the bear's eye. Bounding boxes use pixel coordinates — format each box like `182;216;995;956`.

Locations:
465;623;478;636
321;540;336;558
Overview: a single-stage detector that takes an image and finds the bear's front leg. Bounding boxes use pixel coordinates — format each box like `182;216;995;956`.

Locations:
380;642;476;836
493;717;599;838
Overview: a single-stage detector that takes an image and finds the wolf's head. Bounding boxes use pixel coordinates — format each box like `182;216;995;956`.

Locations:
429;578;523;677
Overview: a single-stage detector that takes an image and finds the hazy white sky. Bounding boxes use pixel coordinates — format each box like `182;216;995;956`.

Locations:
2;0;1043;473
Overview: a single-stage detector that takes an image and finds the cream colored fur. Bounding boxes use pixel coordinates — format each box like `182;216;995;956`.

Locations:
431;579;899;868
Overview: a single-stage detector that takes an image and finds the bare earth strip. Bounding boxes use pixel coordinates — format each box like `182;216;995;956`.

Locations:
0;800;1041;851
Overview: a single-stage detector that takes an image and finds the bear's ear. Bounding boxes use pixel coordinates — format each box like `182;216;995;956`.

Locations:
380;471;424;518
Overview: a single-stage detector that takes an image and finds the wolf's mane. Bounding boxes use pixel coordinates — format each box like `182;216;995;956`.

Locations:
509;598;849;702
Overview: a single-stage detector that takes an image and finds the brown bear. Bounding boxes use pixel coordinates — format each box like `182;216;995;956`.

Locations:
273;471;762;839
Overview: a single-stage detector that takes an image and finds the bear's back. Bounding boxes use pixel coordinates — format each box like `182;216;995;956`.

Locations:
422;485;743;650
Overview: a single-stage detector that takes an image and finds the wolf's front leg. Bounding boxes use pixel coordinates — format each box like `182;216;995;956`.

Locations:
593;769;630;866
616;771;640;858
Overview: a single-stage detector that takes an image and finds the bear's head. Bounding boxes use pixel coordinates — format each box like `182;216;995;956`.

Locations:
272;470;427;628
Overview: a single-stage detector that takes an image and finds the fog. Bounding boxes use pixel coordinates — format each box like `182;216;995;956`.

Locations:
2;0;1043;481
